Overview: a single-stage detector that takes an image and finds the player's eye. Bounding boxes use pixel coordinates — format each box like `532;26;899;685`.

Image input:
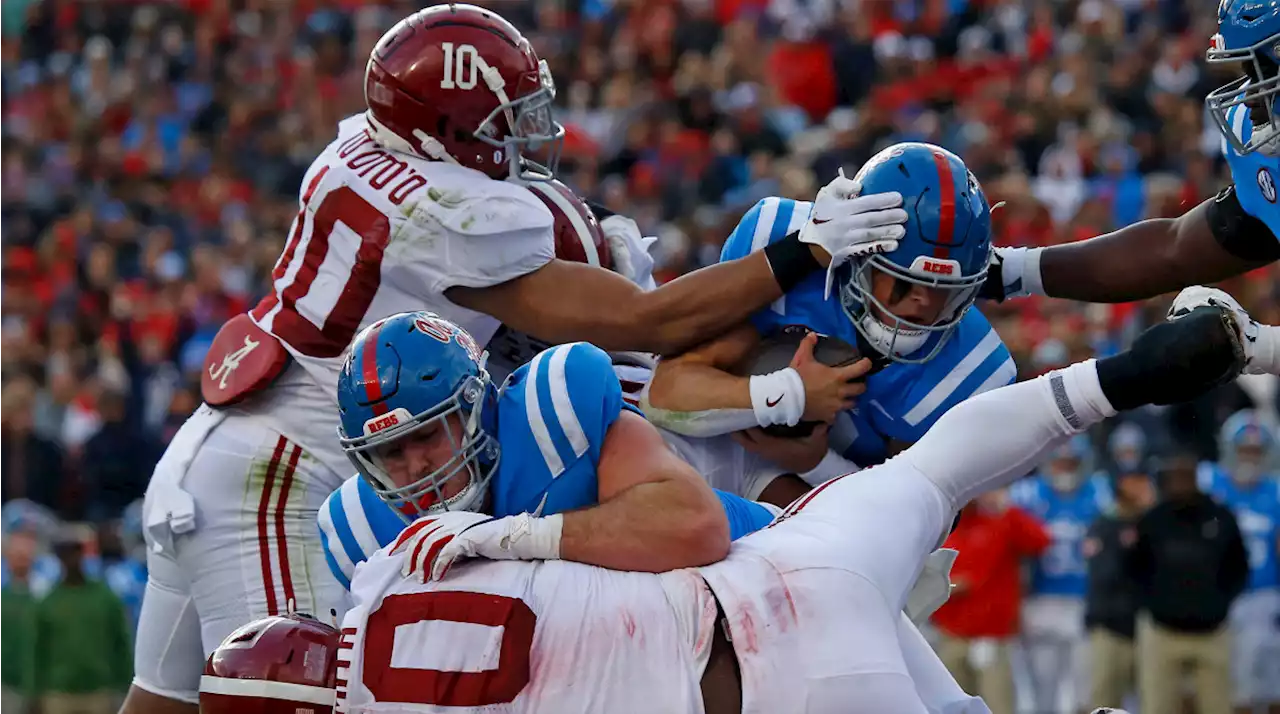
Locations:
889;277;913;304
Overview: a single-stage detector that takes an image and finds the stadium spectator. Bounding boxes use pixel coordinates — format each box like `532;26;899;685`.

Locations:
1;526;39;714
1128;452;1250;714
32;530;132;714
1083;463;1155;711
932;488;1050;714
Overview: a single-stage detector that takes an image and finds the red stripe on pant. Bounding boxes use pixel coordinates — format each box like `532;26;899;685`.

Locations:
257;436;288;616
274;442;302;613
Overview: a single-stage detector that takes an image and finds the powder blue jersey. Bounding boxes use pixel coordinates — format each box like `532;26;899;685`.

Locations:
318;342;774;589
721;196;1017;466
1010;474;1113;597
1201;463;1280;592
1222;103;1280;241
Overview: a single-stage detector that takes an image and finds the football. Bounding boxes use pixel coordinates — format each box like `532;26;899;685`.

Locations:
741;326;863;438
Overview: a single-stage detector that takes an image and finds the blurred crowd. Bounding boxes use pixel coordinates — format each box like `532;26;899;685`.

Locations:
2;0;1279;712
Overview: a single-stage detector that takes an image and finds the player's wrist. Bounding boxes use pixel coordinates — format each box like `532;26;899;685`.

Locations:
501;513;563;561
766;231;824;291
995;246;1045;298
1248;323;1280;375
749;368;805;428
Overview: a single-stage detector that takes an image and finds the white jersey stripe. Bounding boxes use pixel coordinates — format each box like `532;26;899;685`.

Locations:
340;477;381;561
524;349;565;476
528;183;601;266
547;344;590;460
902;329;1003;426
771;201;811;315
973;356;1017;398
751;197;781;252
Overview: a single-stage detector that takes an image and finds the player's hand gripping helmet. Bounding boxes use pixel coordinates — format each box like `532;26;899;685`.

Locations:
1207;0;1280;155
199;612;341;714
839;142;992;363
365;3;564;181
337;312;500;522
1218;409;1276;485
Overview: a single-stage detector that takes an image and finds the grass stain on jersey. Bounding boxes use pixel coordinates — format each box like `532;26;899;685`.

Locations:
426;186;467;209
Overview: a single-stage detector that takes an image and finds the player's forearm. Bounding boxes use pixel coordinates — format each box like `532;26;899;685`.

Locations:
627;252;789;354
559;478;730;572
1038;219;1190;302
647;362;751;412
1035;201;1258;302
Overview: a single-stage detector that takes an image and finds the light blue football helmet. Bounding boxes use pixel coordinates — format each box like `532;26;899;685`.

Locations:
1206;0;1280;155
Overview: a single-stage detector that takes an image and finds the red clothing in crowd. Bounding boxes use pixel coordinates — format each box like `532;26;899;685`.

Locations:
932;502;1050;638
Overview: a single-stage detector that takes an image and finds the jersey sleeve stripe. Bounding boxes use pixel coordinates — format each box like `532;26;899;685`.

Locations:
902;329;1003;426
972;356;1017;396
547;344;590;459
750;197;782;252
325;487;373;571
523;349;566;476
317;501;356;585
340;477;383;559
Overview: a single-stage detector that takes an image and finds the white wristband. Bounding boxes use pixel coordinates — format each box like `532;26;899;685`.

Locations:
501;513;564;560
749;368;806;428
1248;324;1280;375
997;246;1045;298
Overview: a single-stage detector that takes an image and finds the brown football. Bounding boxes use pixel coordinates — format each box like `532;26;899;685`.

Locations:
740;326;863;438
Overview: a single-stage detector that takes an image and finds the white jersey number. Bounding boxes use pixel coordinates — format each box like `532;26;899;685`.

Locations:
441;42;480;90
361;590;535;706
252;169;391;358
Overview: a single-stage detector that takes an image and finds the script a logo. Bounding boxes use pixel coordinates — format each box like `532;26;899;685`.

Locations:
208;335;260;390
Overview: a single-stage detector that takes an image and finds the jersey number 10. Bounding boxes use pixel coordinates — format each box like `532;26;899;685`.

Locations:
441;42;480;90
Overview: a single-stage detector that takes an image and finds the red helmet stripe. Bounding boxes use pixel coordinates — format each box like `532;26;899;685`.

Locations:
361;321;390;416
930;150;956;259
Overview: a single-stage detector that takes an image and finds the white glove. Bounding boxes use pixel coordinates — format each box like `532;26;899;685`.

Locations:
600;214;658;289
396;511;565;582
800;169;908;298
1167;286;1271;374
904;548;958;626
392;510;493;582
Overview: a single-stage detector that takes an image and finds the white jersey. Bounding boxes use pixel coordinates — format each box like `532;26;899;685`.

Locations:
338;540;715;714
246;114;555;471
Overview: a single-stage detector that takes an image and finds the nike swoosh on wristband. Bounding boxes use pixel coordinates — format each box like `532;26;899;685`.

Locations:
811;218;832;225
766;394;784;408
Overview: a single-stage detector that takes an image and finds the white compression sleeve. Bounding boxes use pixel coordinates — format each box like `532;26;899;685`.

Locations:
902;360;1116;511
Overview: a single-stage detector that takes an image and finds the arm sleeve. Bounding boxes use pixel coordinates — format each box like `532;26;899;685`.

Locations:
1205;184;1280;262
714;489;778;540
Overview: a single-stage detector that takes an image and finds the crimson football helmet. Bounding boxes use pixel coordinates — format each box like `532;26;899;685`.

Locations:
365;3;564;181
523;178;612;269
199;613;341;714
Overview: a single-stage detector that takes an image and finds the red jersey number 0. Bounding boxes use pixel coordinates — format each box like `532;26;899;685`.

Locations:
252;171;391;358
362;591;536;707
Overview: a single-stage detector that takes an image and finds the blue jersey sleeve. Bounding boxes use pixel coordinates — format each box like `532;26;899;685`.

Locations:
1222;103;1280;242
316;476;406;590
719;197;817;335
490;342;625;518
714;489;776;540
870;311;1017;444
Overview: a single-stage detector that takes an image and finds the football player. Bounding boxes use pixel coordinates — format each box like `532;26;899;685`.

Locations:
201;302;1249;714
318;310;787;589
1200;411;1280;713
977;2;1280;377
645;142;1015;506
126;5;910;714
1009;435;1113;714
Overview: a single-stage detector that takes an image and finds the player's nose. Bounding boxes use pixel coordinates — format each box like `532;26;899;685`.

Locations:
895;284;944;323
